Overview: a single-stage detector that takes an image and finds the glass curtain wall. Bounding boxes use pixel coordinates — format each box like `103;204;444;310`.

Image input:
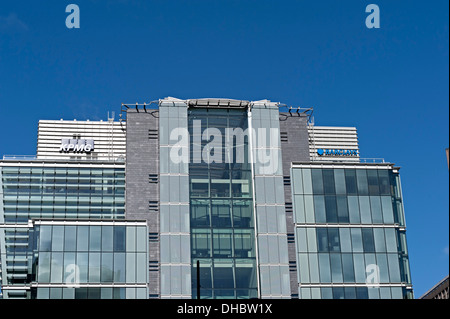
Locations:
0;164;125;298
31;222;148;299
1;166;125;223
188;108;257;299
291;167;412;299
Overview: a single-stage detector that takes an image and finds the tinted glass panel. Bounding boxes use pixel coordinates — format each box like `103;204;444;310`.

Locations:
325;196;338;223
322;169;335;195
356;170;368;195
311;169;324;194
188;108;257;299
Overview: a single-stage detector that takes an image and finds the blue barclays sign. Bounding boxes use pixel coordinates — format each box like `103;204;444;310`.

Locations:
317;148;358;157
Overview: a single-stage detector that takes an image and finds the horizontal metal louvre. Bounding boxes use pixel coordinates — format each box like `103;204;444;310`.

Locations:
149;201;159;212
289;260;297;270
148;129;158;140
149;174;158;184
149;233;159;244
287;233;295;244
285;202;293;213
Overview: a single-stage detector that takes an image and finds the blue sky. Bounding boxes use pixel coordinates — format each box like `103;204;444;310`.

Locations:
0;0;448;298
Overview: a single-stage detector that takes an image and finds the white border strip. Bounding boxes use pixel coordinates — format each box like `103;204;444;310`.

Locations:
294;223;406;231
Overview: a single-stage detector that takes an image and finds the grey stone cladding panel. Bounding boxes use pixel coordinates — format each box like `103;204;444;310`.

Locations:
279;112;310;298
126;109;160;297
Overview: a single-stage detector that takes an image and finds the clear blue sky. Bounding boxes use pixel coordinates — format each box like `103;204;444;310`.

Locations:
0;0;448;298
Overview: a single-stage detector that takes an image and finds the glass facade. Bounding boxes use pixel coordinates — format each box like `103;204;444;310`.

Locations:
159;101;191;298
30;221;148;299
250;102;290;298
1;165;125;223
188;108;258;299
1;100;414;300
0;164;128;299
291;166;413;299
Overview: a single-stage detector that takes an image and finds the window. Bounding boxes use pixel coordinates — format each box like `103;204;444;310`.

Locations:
356;170;369;195
33;223;147;298
336;196;349;223
378;170;390;195
191;200;210;227
322;169;335;195
325;196;338;223
345;169;358;195
192;230;211;258
367;170;380;195
314;195;326;223
317;228;328;252
188;108;257;299
312;169;324;194
361;228;375;252
334;169;346;195
328;228;340;252
211;201;232;228
213;230;233;258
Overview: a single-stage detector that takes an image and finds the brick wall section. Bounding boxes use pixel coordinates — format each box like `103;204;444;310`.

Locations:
125;109;160;297
279;112;310;297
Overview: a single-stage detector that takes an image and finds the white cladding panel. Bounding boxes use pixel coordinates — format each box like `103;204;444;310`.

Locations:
308;125;360;162
36;120;359;163
37;120;126;161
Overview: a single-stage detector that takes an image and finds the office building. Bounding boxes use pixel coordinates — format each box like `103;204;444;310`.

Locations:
420;275;449;299
0;159;137;299
0;97;413;299
36;117;126;161
291;162;412;298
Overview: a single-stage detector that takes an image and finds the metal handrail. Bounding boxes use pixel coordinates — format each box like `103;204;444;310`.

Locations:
359;158;386;163
2;155;125;162
2;155;37;160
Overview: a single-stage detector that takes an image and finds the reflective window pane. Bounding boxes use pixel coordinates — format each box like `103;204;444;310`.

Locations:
337;196;349;223
312;169;324;194
362;228;375;253
314;195;326;223
322;169;335;195
356;170;369;195
325;196;338;223
102;226;113;252
367;170;380;195
334;169;346;195
89;226;101;252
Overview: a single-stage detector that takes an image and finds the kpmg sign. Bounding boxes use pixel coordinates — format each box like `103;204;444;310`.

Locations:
317;148;358;157
60;139;94;153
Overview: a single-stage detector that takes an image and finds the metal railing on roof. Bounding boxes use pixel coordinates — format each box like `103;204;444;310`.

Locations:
2;155;37;160
359;158;386;163
2;155;125;162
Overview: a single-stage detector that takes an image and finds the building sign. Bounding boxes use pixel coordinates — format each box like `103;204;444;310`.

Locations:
317;148;358;157
60;139;94;153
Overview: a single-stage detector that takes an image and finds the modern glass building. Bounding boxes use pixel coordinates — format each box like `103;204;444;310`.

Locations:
0;161;136;298
30;220;148;299
0;97;413;299
291;163;412;299
188;108;258;299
